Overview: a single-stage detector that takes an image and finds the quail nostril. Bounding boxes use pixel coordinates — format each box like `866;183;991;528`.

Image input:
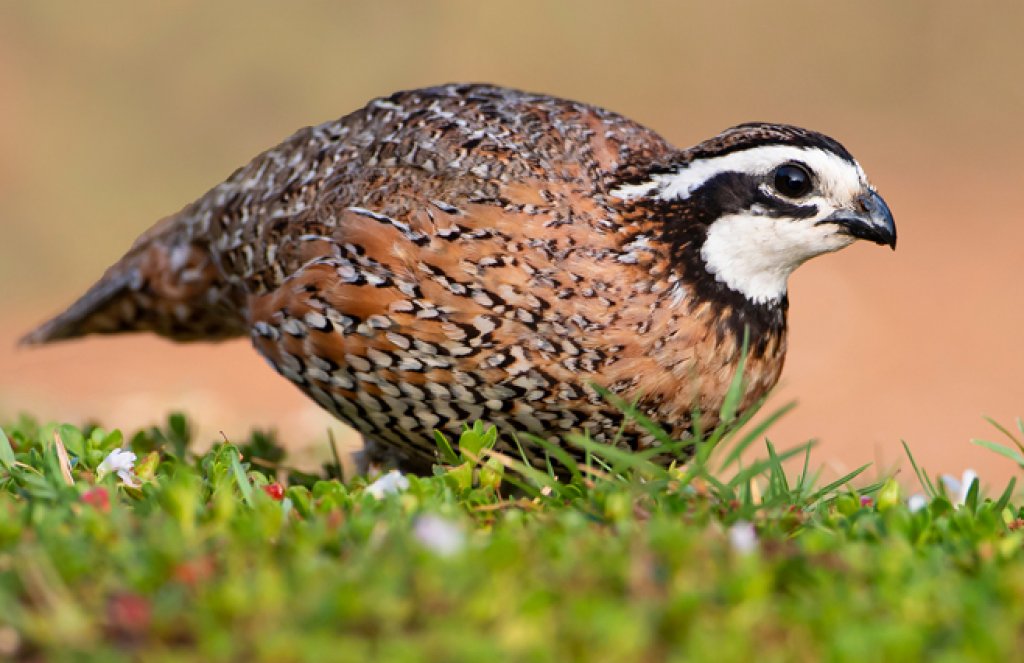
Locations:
859;190;896;249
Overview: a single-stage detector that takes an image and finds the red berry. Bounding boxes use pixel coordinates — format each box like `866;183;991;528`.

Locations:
107;593;151;634
263;483;285;501
82;487;110;512
172;556;215;586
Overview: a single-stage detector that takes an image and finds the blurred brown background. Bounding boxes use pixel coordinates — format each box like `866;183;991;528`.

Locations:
2;2;1023;484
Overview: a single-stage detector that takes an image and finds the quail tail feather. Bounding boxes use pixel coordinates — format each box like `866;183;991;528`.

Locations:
21;270;140;345
21;215;246;346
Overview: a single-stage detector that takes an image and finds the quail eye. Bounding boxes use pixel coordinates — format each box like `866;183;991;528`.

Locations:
772;163;814;198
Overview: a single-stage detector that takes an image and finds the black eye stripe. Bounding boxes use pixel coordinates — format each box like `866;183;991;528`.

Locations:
685;171;819;219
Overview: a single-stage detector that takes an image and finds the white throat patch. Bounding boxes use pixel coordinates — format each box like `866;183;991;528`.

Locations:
700;214;855;304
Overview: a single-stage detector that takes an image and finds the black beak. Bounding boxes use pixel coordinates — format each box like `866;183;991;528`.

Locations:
819;190;897;249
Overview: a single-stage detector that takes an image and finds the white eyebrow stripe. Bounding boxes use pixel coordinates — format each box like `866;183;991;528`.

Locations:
610;146;866;202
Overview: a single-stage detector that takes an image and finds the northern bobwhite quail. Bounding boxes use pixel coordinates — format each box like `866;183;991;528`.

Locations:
22;84;896;474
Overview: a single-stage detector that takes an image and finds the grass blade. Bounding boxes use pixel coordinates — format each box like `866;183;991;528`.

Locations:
764;439;791;495
902;440;937;496
698;392;769;465
589;383;676;448
718;327;751;426
0;426;15;469
327;428;345;481
795;443;813;494
994;476;1017;513
525;434;583;483
972;439;1024;467
230;451;255;507
717;401;796;472
983;416;1024;455
728;442;814;493
566;434;668;480
806;464;872;504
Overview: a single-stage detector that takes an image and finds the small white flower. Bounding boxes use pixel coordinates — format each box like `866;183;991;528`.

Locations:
727;521;758;554
97;449;139;487
413;514;466;557
940;469;978;507
365;470;409;499
907;493;929;513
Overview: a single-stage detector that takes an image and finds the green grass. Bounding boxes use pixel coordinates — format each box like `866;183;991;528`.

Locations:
1;406;1024;662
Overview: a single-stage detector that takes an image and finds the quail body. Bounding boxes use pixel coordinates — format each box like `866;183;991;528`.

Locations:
23;84;896;473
